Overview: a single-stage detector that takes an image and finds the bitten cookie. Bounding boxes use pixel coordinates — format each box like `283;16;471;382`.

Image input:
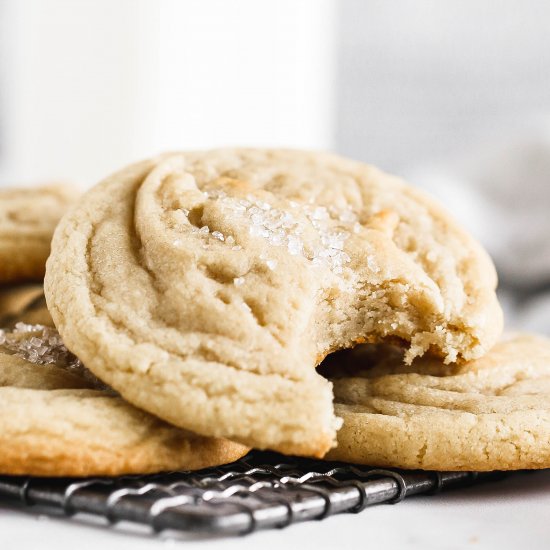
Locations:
45;149;502;457
324;334;550;471
0;324;248;476
0;185;75;283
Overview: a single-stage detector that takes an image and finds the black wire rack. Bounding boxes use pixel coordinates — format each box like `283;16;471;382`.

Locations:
0;451;505;536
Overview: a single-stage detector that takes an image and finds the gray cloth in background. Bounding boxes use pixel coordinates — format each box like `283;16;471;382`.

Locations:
407;122;550;334
334;1;550;335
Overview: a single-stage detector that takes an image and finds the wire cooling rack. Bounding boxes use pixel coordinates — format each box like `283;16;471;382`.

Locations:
0;451;504;536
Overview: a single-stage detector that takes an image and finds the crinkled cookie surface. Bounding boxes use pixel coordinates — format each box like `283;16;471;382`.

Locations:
0;324;248;476
0;185;76;283
45;149;502;457
324;334;550;470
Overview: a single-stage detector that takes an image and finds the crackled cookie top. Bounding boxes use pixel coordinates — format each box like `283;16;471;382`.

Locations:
45;149;502;457
324;334;550;471
0;323;248;476
0;185;76;283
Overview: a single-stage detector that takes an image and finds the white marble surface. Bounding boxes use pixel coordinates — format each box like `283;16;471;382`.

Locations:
2;470;550;550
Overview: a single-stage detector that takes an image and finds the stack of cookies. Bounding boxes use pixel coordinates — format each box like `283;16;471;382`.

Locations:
1;149;549;477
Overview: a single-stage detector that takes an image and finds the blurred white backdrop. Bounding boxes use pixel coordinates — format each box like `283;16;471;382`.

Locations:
334;0;550;331
1;0;550;329
0;0;336;186
336;0;550;173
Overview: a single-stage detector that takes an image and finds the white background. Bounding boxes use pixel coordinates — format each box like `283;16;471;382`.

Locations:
0;0;335;185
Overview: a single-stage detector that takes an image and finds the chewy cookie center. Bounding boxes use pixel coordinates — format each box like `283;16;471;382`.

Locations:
141;156;465;368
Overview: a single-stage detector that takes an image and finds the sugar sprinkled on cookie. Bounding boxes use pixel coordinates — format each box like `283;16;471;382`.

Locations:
45;148;503;457
1;323;78;366
0;324;249;476
0;323;106;389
